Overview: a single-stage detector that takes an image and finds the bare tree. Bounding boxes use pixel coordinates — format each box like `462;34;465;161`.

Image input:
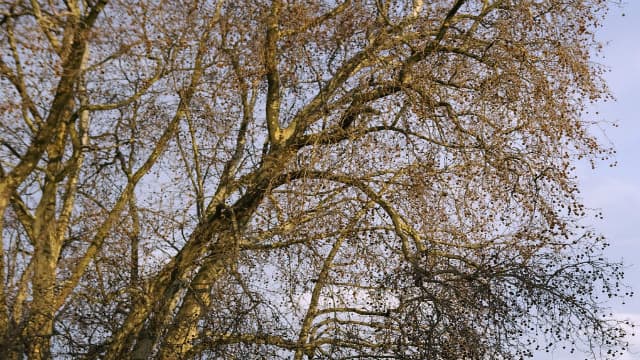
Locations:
0;0;631;359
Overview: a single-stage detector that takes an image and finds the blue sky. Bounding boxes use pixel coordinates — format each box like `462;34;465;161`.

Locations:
541;2;640;359
590;1;640;358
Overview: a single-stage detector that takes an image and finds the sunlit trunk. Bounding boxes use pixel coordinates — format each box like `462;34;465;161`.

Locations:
158;237;235;359
0;195;11;357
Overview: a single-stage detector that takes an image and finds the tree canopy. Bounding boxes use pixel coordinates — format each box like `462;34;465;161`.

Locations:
0;0;631;359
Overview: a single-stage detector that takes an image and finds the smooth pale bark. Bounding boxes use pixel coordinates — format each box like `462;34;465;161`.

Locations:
108;147;294;358
22;105;70;359
0;196;9;354
104;215;227;360
157;236;235;359
0;3;106;356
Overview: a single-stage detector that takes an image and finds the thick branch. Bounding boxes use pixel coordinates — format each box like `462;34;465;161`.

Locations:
265;0;285;145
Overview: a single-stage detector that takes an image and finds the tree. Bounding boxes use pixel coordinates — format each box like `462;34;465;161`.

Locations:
0;0;631;359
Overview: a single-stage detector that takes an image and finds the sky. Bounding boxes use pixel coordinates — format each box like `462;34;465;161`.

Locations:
540;2;640;359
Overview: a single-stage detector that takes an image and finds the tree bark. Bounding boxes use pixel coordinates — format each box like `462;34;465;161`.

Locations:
157;236;235;359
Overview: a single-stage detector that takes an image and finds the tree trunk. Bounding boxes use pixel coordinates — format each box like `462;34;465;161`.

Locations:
158;236;236;359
